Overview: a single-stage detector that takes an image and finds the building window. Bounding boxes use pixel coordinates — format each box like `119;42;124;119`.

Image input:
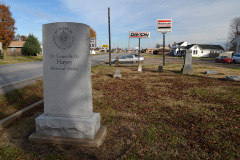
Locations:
193;50;198;55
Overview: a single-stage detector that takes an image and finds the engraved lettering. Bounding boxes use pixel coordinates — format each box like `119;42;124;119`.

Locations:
57;59;73;66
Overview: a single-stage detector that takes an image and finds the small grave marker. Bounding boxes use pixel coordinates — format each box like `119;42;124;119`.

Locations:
113;69;121;78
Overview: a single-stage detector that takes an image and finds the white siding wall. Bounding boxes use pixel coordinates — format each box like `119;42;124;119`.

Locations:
191;46;210;58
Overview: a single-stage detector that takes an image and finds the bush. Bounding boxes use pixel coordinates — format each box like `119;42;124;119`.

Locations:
23;34;41;56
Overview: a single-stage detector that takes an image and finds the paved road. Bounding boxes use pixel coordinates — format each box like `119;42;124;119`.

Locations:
0;53;124;93
1;54;239;94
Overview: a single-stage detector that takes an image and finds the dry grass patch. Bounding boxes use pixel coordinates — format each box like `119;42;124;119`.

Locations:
0;55;43;65
0;80;43;120
0;64;239;159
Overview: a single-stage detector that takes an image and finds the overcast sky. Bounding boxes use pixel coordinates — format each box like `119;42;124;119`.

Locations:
4;0;240;49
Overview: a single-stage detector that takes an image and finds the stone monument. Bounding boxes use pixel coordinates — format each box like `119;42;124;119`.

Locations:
181;50;194;75
226;76;240;81
29;22;106;147
113;69;121;78
158;65;163;72
205;71;218;74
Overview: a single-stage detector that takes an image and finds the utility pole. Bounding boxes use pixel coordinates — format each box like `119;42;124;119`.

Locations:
108;7;111;66
226;41;228;51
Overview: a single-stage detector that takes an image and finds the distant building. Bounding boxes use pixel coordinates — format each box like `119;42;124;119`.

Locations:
184;44;224;58
171;41;191;56
230;35;240;53
7;41;26;55
142;48;158;54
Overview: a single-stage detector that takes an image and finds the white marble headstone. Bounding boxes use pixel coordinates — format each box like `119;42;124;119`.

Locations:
181;51;194;75
43;23;92;118
34;22;101;140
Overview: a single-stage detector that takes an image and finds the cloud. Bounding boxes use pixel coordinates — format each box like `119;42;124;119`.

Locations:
10;0;240;48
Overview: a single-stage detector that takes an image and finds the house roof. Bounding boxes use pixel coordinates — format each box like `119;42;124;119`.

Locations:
230;34;240;43
8;41;25;48
184;44;224;50
184;44;195;50
198;44;224;50
176;42;184;45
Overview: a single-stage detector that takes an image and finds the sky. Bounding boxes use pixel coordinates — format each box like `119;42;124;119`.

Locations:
3;0;240;49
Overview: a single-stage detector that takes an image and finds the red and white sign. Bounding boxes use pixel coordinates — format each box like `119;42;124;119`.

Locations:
129;31;150;38
157;19;172;33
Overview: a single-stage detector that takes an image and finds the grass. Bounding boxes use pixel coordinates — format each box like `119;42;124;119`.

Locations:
0;55;43;65
0;80;43;120
0;61;240;159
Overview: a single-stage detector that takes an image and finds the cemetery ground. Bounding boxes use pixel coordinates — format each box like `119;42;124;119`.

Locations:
0;56;240;159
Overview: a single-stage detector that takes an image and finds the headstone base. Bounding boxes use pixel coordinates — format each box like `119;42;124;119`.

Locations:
34;113;101;139
181;65;194;75
29;126;107;148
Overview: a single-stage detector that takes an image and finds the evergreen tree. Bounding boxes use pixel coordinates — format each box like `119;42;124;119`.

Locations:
23;34;41;56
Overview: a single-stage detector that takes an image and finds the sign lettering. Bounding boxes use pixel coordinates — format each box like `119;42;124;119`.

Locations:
157;19;172;33
129;32;150;38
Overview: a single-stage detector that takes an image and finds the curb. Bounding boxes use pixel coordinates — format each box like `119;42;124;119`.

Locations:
0;100;44;131
0;76;43;95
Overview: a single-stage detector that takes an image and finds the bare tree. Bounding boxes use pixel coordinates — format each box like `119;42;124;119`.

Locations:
228;17;240;40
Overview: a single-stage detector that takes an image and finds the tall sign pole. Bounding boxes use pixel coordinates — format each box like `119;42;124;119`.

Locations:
108;7;111;66
129;31;150;71
163;32;166;66
157;19;172;67
138;38;140;65
128;33;130;54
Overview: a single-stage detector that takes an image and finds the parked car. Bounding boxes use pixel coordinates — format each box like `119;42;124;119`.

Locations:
215;56;232;63
112;54;144;64
232;53;240;64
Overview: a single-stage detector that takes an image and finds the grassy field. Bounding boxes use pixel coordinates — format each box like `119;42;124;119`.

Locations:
0;61;239;159
0;55;43;65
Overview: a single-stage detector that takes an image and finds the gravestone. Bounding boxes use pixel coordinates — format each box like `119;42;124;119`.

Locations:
226;76;240;81
181;50;194;75
113;69;121;78
158;65;163;72
205;71;218;74
29;22;106;147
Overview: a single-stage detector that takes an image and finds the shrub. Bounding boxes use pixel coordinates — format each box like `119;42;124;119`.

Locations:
23;34;41;56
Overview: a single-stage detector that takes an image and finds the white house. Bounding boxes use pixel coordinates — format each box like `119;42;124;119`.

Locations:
171;41;191;56
184;44;224;58
230;35;240;53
